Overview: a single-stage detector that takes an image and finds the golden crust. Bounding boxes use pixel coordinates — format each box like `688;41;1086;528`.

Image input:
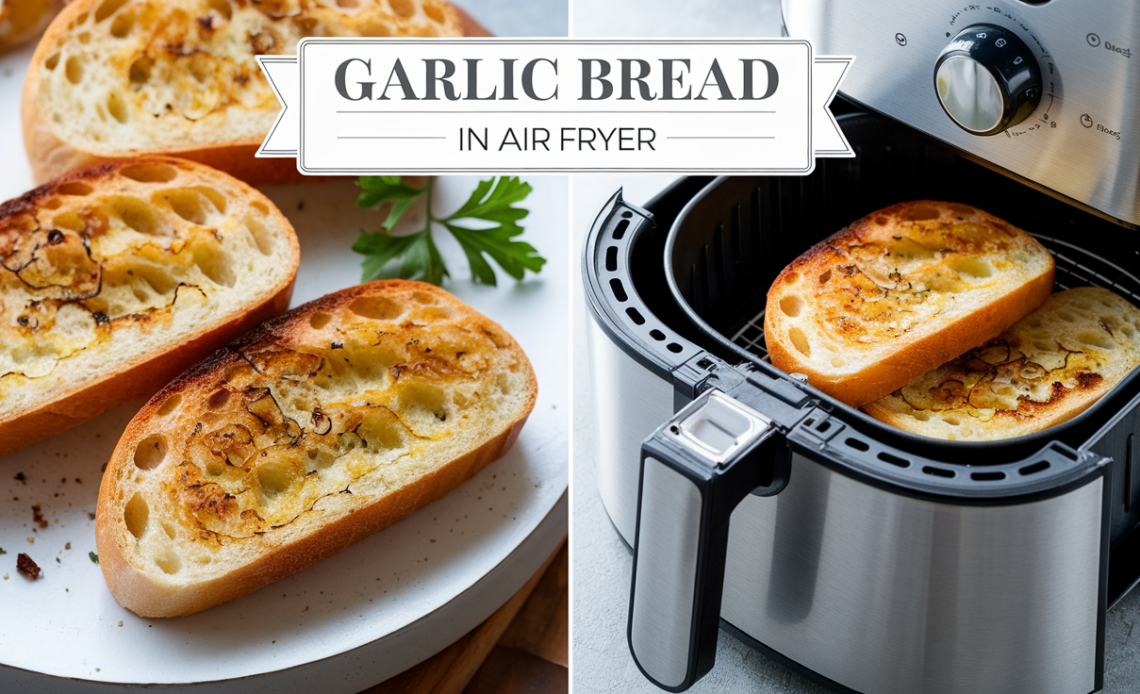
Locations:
0;156;299;455
765;201;1055;407
23;0;468;184
863;287;1140;441
96;280;537;617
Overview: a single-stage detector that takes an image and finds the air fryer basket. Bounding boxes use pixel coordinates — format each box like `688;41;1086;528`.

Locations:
653;113;1140;581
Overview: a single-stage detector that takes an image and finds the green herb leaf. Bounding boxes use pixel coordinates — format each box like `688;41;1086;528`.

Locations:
88;552;99;564
442;177;543;286
355;176;427;231
0;548;6;555
353;229;449;286
445;223;545;285
352;176;544;287
446;177;532;221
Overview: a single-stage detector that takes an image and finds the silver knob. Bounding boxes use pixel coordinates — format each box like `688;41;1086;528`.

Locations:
934;24;1042;136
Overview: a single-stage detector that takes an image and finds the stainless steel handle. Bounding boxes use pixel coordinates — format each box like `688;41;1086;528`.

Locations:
628;391;782;691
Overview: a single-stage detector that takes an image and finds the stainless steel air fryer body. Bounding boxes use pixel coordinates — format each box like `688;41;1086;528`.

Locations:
783;0;1140;227
586;2;1140;690
585;192;1108;694
583;108;1140;693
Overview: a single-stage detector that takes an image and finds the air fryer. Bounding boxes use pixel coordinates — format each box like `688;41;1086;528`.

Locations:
583;111;1140;694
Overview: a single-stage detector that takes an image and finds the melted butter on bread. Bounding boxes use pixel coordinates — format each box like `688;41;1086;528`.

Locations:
864;287;1140;441
25;0;462;181
155;308;517;540
797;202;1029;347
765;201;1055;406
0;158;295;399
98;281;535;617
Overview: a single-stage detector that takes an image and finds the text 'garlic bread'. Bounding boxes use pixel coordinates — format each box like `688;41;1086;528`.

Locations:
0;157;298;456
96;280;537;617
863;287;1140;441
23;0;464;184
765;201;1055;406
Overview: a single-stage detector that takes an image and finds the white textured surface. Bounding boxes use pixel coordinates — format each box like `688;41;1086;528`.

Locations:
0;7;569;689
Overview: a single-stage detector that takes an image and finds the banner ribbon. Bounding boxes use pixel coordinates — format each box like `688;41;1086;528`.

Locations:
258;39;852;175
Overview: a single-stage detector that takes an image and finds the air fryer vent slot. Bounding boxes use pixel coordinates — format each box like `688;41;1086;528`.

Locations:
971;471;1007;481
878;451;910;468
612;219;630;240
610;278;628;302
1020;461;1051;476
605;247;618;271
922;466;955;478
626;307;646;325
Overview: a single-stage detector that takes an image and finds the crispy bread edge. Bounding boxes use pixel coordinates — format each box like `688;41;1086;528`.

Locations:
764;201;1055;406
22;0;471;184
0;156;300;455
860;389;1101;441
96;280;538;617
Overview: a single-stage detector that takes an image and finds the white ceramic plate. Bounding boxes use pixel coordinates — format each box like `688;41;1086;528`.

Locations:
0;30;568;693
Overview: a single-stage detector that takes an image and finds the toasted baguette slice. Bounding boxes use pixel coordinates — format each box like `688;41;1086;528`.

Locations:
96;280;537;617
862;288;1140;441
0;0;64;52
23;0;464;184
0;157;298;455
765;201;1055;406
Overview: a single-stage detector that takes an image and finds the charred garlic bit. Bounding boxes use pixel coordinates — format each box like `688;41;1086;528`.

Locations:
160;295;512;542
0;166;263;388
310;407;332;435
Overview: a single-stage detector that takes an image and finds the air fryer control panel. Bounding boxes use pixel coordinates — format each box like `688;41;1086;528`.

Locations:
783;0;1140;227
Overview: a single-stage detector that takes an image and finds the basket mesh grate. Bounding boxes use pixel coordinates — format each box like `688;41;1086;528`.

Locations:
729;234;1140;364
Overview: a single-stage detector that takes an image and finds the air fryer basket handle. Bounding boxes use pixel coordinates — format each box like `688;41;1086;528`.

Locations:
628;390;783;691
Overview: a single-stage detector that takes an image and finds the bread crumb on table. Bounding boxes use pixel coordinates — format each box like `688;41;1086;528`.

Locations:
17;553;41;579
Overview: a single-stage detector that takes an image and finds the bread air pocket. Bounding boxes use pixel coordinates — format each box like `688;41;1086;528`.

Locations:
764;200;1055;407
0;156;299;455
95;280;537;617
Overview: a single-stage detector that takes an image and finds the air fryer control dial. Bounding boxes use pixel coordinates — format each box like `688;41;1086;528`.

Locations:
934;25;1042;136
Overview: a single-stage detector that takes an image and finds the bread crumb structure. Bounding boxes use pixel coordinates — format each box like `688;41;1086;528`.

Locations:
0;157;298;454
765;201;1055;406
864;287;1140;441
24;0;462;181
97;281;536;617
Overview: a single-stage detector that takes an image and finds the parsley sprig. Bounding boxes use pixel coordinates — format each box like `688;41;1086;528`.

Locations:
352;176;545;286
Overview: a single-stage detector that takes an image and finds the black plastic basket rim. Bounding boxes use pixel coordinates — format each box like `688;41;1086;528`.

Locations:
662;174;1140;453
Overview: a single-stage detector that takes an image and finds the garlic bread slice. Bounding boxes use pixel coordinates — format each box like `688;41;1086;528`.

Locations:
23;0;464;183
863;287;1140;441
96;280;537;617
765;201;1055;406
0;156;298;455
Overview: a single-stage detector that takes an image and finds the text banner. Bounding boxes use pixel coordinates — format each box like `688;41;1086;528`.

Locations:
258;39;853;174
